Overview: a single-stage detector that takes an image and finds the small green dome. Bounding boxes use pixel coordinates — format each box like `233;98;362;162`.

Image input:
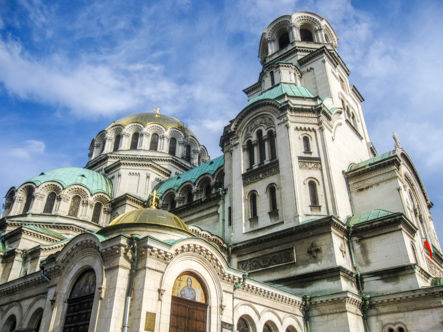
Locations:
107;207;190;232
25;167;113;197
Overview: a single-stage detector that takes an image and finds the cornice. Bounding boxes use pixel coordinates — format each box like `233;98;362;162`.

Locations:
350;214;418;239
0;272;48;297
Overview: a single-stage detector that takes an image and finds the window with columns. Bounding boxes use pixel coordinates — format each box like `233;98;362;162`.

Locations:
68;196;81;217
22;189;34;214
270;71;275;86
257;130;266;164
247;140;254;169
43;192;57;214
300;27;314;41
169;137;177;156
268;185;277;211
185;145;191;162
130;133;139;150
278;31;290;49
113;135;121;152
268;130;276;160
250;192;258;218
150;133;159;150
91;202;102;223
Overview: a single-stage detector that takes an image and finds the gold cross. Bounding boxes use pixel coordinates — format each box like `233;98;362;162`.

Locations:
153;107;160;117
149;190;159;209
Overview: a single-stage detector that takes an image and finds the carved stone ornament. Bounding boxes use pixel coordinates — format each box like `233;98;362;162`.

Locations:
244;116;275;138
299;161;322;170
339;241;346;258
238;248;295;272
243;163;280;186
307;242;321;258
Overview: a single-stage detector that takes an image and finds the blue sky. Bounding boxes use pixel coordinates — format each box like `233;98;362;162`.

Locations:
1;0;443;241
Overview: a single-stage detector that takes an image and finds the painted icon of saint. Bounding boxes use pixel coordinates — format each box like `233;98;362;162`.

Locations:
180;277;196;300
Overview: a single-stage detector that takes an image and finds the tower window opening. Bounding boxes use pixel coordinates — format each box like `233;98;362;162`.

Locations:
130;133;139;150
247;140;254;169
269;186;277;211
205;184;211;196
250;193;257;218
268;130;277;160
169;137;177;156
68;195;81;217
303;136;311;153
270;71;275;86
228;206;232;226
92;202;102;223
278;31;290;49
257;130;266;164
185;144;191;162
308;181;319;206
22;189;34;214
113;135;121;152
43;192;57;214
150;133;159;151
170;199;176;210
187;191;193;204
300;28;313;42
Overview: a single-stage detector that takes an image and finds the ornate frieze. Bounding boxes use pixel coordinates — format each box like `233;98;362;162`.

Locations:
349;171;396;191
238;248;295;272
298;161;321;170
244;116;275;139
426;257;443;277
242;161;279;186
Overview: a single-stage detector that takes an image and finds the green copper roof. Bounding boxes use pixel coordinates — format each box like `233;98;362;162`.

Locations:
155;156;224;197
23;225;66;240
348;151;394;172
0;238;6;253
25;167;113;197
346;209;396;226
245;84;315;108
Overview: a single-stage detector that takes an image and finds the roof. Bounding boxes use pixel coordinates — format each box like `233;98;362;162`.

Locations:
245;84;315;108
154;155;224;197
107;207;190;233
23;225;66;240
346;209;396;226
106;112;197;139
25;167;113;197
348;151;394;172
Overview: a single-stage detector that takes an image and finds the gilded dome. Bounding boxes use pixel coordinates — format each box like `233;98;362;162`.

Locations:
105;207;190;233
106;112;197;138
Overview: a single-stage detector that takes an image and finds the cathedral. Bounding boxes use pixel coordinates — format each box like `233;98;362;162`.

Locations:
1;11;442;332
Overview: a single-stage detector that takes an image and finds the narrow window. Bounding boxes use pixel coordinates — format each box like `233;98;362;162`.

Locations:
113;135;121;152
270;71;275;86
185;144;191;162
269;186;277;211
205;184;211;196
92;202;102;223
237;317;249;332
130;133;139;150
198;154;201;165
22;192;34;214
247;140;254;169
300;29;313;42
278;32;290;49
250;193;257;218
187;191;193;204
150;133;159;151
340;77;346;91
228;206;232;226
68;195;81;217
257;130;266;164
170;199;176;210
43;192;57;214
351;113;358;128
100;141;105;154
169;137;177;156
268;130;276;160
308;181;319;206
303;136;311;152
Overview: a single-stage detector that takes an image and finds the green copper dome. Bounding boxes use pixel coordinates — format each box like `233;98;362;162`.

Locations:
25;167;113;197
107;207;190;232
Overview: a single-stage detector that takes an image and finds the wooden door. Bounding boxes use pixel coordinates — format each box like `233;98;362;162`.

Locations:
170;296;207;332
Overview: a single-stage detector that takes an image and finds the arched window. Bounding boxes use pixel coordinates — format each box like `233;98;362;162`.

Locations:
279;31;290;49
22;190;34;214
237;317;250;332
205;184;211;196
247;140;254;169
270;71;275;86
27;308;43;332
3;315;17;332
43;192;57;214
113;135;121;152
187;191;193;204
92;202;102;223
170;199;176;210
68;195;81;217
308;181;319;206
130;133;139;150
63;270;96;331
185;144;191;162
303;136;311;153
169;137;177;156
250;193;257;218
150;133;159;151
300;28;313;42
268;130;276;160
263;323;272;332
100;141;105;154
269;186;277;211
351;113;358;128
257;130;266;164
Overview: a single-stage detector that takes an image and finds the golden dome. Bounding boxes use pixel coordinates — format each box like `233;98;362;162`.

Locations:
107;207;190;233
106;112;197;139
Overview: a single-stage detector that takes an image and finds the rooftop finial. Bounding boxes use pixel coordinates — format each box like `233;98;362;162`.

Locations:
149;190;159;209
393;132;401;151
153;107;160;118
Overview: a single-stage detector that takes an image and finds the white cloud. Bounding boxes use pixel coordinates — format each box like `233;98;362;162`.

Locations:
9;140;45;160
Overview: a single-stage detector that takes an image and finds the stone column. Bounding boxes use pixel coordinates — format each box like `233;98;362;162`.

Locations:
103;134;113;153
29;192;45;213
121;132;131;150
141;132;150;150
290;23;298;42
263;135;271;164
252;140;259;168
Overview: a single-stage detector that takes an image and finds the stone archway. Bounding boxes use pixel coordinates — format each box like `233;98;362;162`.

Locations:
169;272;208;332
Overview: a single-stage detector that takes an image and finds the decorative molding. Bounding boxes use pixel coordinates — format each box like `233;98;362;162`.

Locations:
244;116;275;139
242;160;280;186
307;242;321;258
298;161;321;170
238;248;295;272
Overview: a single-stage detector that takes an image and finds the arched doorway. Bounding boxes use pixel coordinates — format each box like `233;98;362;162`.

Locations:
170;273;207;332
63;269;96;332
